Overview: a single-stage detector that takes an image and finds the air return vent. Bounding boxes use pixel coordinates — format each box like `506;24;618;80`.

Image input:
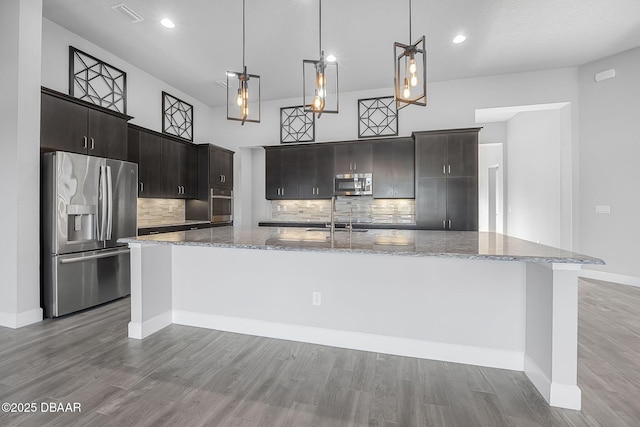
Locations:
110;3;144;23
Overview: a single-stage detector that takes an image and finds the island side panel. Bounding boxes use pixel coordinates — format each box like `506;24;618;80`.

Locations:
524;262;582;410
128;243;173;339
170;245;527;370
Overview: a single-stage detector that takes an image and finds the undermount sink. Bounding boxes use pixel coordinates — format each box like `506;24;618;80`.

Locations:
305;227;368;233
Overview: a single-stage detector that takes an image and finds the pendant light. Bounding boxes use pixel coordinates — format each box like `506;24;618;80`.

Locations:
394;0;426;109
227;0;260;124
303;0;338;118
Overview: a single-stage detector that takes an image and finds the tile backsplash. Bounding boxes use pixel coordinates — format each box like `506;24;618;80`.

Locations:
270;197;415;224
137;199;185;227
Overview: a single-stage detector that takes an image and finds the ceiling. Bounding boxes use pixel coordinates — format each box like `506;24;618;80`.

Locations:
42;0;640;108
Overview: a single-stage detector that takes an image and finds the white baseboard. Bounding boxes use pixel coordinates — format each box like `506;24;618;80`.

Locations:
172;310;524;371
128;310;172;339
0;308;43;329
550;383;582;411
580;269;640;288
524;355;581;410
524;355;551;402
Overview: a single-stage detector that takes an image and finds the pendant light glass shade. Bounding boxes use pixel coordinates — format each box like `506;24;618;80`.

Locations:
394;0;426;109
303;0;338;118
227;0;260;124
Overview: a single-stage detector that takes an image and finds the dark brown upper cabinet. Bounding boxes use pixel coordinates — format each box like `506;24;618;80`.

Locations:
265;146;299;200
210;146;234;191
372;137;415;198
334;141;372;174
297;144;335;199
129;124;197;199
40;88;130;161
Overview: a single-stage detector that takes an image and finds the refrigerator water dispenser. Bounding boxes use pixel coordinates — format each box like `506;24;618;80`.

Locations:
66;204;97;242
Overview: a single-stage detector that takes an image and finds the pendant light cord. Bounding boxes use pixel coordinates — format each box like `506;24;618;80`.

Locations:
408;0;412;42
242;0;246;69
319;0;322;56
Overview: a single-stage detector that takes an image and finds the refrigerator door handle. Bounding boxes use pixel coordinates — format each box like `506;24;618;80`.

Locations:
59;248;130;264
98;166;108;241
106;165;113;240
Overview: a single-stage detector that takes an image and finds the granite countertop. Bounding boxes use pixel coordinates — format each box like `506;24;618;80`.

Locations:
119;226;605;265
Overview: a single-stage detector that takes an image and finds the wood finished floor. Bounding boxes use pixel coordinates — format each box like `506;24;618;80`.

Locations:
0;278;638;426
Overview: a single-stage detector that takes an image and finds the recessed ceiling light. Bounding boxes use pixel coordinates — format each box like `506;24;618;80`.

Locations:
453;34;466;44
326;54;337;63
160;18;175;29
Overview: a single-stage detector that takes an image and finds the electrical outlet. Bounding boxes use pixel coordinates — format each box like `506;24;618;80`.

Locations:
312;291;321;306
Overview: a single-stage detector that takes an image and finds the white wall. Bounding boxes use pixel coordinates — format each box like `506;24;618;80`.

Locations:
0;0;43;328
505;110;564;247
41;19;215;142
578;47;640;280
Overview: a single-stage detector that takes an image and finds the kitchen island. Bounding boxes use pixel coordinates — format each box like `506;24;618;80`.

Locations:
119;226;603;410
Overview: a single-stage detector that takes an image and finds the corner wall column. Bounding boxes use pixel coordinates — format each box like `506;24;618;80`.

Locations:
0;0;44;328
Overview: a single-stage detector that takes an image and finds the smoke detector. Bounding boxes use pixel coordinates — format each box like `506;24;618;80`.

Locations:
110;3;144;23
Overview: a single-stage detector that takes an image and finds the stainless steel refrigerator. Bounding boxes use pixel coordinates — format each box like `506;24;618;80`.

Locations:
41;151;137;317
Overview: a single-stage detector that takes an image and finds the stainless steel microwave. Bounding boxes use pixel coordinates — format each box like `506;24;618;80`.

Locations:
334;173;372;196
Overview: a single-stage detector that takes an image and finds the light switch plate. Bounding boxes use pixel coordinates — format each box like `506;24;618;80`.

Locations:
595;205;611;214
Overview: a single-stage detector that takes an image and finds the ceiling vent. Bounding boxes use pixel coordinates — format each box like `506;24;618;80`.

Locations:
216;80;229;88
110;3;144;23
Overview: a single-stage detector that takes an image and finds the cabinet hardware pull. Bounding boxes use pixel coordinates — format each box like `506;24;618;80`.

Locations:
220;175;224;183
448;165;451;174
448;219;452;229
140;182;144;192
354;162;357;170
83;136;88;149
282;187;285;196
90;138;95;150
443;220;446;229
443;164;446;174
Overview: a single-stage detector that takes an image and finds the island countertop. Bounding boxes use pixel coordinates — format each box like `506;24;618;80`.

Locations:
119;226;604;265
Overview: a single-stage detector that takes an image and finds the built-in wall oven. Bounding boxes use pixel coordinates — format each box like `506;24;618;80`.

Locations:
211;188;233;223
334;173;373;196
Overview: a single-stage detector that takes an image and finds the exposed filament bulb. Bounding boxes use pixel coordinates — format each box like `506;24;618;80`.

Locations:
403;78;411;98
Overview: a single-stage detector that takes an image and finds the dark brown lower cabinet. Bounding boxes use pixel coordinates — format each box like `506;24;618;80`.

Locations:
416;178;447;229
446;177;478;231
416;177;477;231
